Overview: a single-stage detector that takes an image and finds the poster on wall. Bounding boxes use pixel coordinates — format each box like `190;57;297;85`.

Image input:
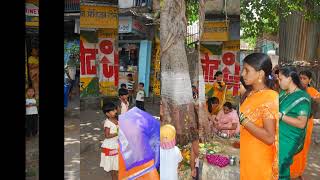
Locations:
80;32;119;97
200;42;240;105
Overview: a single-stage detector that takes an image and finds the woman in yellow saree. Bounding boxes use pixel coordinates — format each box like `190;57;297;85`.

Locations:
212;71;227;110
290;70;320;179
240;53;279;180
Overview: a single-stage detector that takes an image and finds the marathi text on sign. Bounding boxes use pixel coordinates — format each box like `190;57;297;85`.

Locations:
80;5;118;29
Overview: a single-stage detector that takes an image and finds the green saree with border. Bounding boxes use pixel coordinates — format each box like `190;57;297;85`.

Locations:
279;89;311;180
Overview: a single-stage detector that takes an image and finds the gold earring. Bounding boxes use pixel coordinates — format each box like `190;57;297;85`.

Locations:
258;78;262;83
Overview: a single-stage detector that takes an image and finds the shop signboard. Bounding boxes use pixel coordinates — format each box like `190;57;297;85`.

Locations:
119;16;132;33
132;18;146;34
201;21;229;42
26;3;39;27
80;5;118;29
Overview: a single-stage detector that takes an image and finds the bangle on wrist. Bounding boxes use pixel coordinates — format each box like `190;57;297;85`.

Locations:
242;118;250;126
280;113;284;120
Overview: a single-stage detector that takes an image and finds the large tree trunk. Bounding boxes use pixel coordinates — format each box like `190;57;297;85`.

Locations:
198;0;211;142
160;0;196;145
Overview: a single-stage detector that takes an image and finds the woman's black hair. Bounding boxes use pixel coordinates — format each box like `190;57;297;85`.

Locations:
299;70;313;87
279;66;305;90
299;70;313;80
102;102;117;114
214;71;223;79
118;88;129;96
243;53;274;89
207;97;219;113
223;102;234;110
120;83;127;88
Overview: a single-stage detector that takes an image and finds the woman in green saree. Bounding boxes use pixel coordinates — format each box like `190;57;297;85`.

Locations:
278;67;311;180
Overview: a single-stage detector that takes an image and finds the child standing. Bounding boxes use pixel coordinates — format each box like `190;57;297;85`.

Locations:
117;88;129;115
160;124;183;180
135;82;145;111
26;87;38;137
100;102;119;180
126;74;135;104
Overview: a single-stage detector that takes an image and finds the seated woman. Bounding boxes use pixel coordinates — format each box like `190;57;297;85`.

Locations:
206;97;220;132
214;102;240;136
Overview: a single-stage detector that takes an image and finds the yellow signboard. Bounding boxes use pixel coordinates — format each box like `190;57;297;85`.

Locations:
80;5;118;29
201;21;229;41
223;40;240;51
26;21;39;27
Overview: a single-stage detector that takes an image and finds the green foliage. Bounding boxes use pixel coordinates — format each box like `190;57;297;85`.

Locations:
241;0;320;39
186;0;199;25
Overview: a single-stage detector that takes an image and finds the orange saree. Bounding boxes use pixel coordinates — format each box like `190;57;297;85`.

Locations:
118;147;159;180
290;87;320;178
240;89;279;180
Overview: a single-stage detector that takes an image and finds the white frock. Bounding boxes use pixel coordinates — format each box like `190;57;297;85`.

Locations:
100;119;119;172
160;146;183;180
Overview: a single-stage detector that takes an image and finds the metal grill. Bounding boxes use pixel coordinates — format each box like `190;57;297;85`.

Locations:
186;21;199;47
65;0;80;12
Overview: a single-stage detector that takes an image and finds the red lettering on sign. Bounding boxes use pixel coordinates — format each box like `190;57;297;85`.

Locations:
222;52;235;66
99;40;113;55
201;53;220;83
80;40;98;75
101;56;114;78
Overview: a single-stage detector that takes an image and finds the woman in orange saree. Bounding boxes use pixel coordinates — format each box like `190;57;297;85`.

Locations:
240;53;279;180
290;70;320;179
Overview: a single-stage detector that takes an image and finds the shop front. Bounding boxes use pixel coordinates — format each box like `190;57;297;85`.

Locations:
118;16;153;97
25;0;39;90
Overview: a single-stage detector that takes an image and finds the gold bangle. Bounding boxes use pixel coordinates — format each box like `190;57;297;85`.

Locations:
242;118;250;126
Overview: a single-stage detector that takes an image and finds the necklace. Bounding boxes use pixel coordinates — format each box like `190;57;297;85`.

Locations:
279;87;298;105
247;86;267;98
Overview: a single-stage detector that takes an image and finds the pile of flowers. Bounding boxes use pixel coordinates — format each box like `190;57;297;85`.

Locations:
178;144;192;170
206;154;230;168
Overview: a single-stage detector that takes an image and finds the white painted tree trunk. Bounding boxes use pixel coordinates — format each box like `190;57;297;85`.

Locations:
160;0;197;145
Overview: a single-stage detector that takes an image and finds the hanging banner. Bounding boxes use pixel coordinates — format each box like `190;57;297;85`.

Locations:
152;42;160;96
201;21;229;42
80;5;118;29
200;44;240;104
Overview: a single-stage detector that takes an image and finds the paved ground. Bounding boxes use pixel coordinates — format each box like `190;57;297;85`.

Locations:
80;98;160;180
64;91;80;180
300;120;320;180
26;134;39;180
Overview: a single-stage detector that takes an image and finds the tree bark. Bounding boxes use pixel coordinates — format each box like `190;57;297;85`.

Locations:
160;0;196;145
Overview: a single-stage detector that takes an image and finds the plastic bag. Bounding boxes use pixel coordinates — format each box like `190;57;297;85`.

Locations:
119;107;160;171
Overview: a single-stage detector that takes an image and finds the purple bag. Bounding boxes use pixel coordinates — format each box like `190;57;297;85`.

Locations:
118;107;160;171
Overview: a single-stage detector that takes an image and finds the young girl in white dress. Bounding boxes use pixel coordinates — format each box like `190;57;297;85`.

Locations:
160;124;183;180
100;102;119;180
